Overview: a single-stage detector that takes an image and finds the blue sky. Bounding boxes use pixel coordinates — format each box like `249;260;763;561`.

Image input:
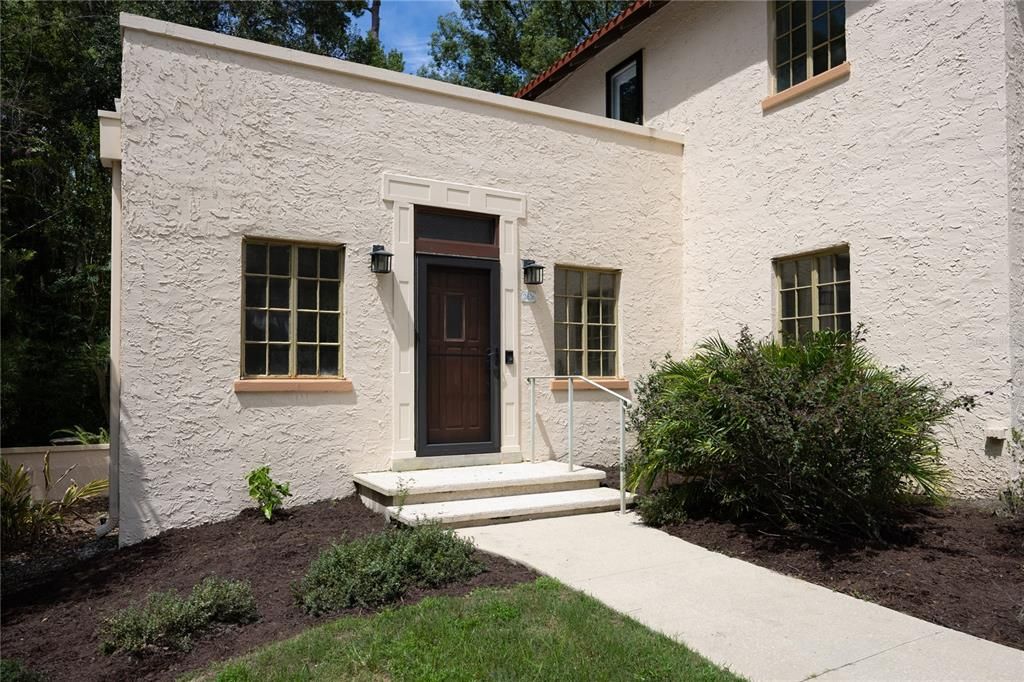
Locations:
352;0;459;73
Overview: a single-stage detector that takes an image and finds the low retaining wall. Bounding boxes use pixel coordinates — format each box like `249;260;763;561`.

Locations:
1;444;109;501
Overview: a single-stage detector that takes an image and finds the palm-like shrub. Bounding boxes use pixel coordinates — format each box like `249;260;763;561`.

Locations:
628;328;973;540
1;453;108;547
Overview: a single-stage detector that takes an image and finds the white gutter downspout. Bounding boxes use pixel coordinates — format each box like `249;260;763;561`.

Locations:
97;104;122;538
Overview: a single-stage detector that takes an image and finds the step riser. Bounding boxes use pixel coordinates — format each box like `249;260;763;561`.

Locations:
358;494;628;527
408;503;629;529
356;478;600;507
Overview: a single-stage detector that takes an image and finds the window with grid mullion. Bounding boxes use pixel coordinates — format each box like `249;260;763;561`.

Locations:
774;0;808;91
243;241;342;377
810;0;846;77
813;252;851;333
554;268;618;377
774;1;845;93
778;249;850;342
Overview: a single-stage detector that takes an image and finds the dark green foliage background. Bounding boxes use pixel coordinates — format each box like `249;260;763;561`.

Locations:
421;0;632;95
0;1;402;446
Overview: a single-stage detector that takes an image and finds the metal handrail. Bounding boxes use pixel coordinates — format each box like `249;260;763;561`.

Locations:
525;375;632;514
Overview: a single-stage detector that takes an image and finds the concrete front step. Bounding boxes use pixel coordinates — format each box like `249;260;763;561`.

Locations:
355;461;606;506
388;487;632;528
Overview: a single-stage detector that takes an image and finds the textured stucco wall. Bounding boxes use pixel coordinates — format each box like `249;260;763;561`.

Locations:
538;0;1018;495
118;28;683;544
1008;0;1024;477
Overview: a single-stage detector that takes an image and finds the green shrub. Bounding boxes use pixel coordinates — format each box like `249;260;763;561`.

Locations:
246;465;291;520
635;486;691;527
99;577;258;655
627;328;973;540
294;524;482;615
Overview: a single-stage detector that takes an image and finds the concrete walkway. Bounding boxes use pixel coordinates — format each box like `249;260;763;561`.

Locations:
458;512;1024;682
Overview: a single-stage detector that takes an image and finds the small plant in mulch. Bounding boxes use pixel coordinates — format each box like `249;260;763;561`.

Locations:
246;465;291;521
293;524;483;615
628;326;975;541
99;576;258;655
995;428;1024;519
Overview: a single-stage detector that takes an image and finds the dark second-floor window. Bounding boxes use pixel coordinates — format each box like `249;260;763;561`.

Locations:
606;51;643;124
774;1;846;93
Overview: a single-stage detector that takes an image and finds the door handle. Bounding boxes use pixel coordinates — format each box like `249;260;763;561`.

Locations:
486;347;499;371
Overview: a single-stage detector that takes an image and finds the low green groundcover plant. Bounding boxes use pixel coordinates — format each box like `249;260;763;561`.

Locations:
99;577;258;655
0;659;44;682
294;524;483;615
628;327;973;540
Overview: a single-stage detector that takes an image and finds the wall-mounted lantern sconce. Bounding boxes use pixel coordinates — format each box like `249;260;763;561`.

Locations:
522;259;545;285
370;245;393;274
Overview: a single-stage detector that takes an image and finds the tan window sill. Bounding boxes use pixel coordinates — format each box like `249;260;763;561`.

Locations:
234;378;353;393
761;62;851;112
550;378;630;391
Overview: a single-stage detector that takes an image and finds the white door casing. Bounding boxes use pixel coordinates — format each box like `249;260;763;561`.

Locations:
380;174;526;464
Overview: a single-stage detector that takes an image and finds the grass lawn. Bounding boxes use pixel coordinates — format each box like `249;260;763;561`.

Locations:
190;577;741;682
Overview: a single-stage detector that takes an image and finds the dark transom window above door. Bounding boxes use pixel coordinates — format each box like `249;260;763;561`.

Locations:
414;207;498;258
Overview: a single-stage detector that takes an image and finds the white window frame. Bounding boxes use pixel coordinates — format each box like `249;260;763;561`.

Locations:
605;50;643;125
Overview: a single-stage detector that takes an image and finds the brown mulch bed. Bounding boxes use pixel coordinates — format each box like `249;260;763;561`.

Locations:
1;496;537;681
660;506;1024;650
588;463;1024;651
2;497;115;597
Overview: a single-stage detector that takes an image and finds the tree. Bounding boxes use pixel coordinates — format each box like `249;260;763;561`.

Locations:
419;0;632;95
0;1;403;446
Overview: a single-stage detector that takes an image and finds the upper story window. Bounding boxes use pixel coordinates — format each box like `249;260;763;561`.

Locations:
773;1;846;93
605;51;643;125
554;267;619;377
775;248;850;342
242;240;344;377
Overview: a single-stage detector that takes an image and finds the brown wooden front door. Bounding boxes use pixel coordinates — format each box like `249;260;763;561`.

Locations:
418;260;498;454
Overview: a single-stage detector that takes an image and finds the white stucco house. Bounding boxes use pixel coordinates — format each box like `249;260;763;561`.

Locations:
98;1;1023;545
